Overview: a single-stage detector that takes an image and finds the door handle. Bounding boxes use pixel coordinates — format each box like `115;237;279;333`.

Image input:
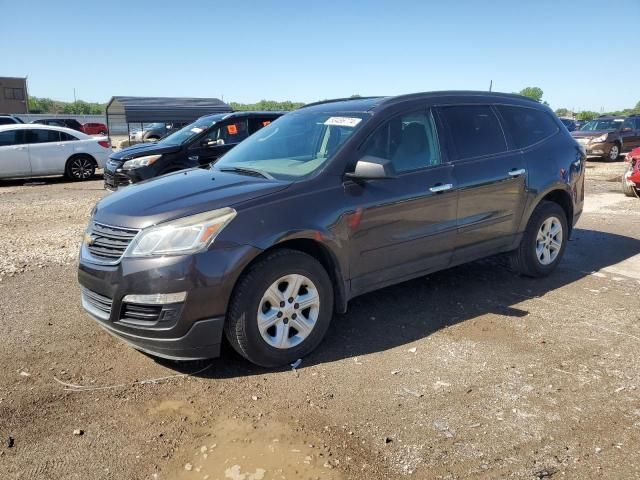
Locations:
429;183;453;193
508;168;526;177
188;155;199;161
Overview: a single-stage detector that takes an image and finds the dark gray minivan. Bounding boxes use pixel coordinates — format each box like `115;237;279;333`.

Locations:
78;92;585;367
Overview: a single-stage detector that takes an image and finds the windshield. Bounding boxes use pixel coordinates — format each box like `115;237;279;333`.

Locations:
158;116;221;145
214;111;368;180
580;119;623;131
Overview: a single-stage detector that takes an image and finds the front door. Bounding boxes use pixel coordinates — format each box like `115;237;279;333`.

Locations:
189;118;250;166
620;118;640;151
436;104;527;261
0;129;30;177
347;109;458;295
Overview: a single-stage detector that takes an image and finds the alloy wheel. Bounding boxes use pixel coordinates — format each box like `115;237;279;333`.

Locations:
257;274;320;349
535;216;563;265
609;145;619;161
70;157;94;179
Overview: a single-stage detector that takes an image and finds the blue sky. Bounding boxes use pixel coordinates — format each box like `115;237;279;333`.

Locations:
2;0;638;111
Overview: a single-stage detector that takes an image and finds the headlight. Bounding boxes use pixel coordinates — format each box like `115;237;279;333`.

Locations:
126;208;237;257
122;154;162;170
592;134;608;143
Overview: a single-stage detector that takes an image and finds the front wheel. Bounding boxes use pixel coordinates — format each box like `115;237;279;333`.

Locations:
225;249;334;367
622;165;639;197
509;201;569;277
65;155;96;181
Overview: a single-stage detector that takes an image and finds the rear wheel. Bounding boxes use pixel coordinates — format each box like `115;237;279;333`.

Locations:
224;249;334;367
65;155;95;181
509;201;569;277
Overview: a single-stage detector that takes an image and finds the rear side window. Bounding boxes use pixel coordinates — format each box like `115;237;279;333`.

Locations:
29;129;61;143
60;132;78;141
438;105;507;160
0;118;16;125
497;106;559;149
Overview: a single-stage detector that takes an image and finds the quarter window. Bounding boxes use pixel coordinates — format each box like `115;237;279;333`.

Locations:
60;132;78;141
361;111;441;172
438;105;507;160
497;106;559;149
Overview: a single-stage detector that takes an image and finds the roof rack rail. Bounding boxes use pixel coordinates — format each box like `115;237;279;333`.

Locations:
298;96;383;109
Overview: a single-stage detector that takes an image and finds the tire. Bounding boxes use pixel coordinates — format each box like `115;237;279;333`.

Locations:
607;143;621;162
65;155;96;181
224;249;334;367
509;201;569;278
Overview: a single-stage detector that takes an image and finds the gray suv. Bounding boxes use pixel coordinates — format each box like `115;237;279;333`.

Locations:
78;91;585;367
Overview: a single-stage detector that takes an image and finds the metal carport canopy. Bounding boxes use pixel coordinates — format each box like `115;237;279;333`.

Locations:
106;96;233;123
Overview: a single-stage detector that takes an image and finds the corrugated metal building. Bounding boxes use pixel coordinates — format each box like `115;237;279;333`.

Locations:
0;77;28;114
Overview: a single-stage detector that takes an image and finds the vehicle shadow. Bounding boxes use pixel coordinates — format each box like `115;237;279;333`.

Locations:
0;172;104;187
167;228;640;379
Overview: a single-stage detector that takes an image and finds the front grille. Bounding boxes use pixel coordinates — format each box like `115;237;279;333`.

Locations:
121;303;163;323
81;287;112;320
86;222;139;262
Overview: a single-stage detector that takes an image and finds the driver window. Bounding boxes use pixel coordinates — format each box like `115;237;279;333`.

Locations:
622;119;634;131
361;110;441;172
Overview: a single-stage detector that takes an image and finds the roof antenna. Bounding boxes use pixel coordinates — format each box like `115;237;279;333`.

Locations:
489;80;493;92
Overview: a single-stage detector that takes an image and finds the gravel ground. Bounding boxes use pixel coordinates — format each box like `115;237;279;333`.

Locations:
0;161;639;479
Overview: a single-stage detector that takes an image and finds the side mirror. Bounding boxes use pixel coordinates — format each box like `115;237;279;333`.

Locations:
202;138;225;148
345;155;397;180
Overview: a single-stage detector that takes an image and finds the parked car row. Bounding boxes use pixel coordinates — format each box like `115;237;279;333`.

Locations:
78;91;585;367
31;118;109;136
0;124;110;180
0;114;109;135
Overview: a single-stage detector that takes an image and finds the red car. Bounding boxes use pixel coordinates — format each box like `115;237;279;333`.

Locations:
82;122;108;135
622;147;640;197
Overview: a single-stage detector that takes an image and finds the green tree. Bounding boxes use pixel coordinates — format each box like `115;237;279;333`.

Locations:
555;108;572;117
518;87;544;103
576;111;598;121
229;99;304;111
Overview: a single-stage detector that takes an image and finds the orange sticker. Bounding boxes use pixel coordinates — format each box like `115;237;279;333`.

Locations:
227;124;238;135
262;121;271;127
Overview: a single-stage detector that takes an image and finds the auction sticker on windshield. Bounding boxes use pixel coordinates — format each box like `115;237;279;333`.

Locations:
324;117;362;127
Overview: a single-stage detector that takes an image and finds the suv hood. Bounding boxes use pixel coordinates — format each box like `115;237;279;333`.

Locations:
110;142;181;161
571;130;610;138
93;167;290;228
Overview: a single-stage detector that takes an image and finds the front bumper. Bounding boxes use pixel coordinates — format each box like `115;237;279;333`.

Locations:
78;243;261;360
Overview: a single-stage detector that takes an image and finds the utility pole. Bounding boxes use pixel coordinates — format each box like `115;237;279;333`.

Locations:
489;80;493;92
73;88;77;103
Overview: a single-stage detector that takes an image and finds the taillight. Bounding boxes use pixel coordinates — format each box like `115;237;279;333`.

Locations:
98;140;110;149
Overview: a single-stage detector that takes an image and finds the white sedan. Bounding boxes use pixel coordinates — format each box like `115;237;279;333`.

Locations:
0;124;111;181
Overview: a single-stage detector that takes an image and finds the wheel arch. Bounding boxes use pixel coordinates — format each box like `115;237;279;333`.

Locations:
232;237;348;314
524;187;574;236
66;152;98;167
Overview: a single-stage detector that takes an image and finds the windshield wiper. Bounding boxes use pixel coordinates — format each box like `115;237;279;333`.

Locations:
219;166;274;180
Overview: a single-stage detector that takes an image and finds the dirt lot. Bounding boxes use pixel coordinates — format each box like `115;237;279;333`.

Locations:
1;162;639;479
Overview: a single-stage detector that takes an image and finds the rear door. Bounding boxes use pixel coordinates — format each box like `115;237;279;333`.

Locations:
248;115;278;134
347;108;458;294
26;128;68;174
0;129;30;177
437;104;527;261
